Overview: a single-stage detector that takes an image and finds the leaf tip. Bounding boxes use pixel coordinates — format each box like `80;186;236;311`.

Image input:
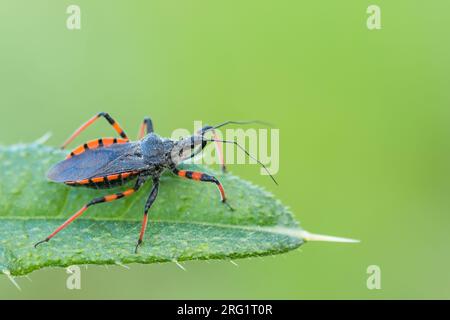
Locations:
300;230;360;243
255;226;358;244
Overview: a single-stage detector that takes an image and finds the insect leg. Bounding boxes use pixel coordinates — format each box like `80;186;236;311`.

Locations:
135;178;159;253
34;176;146;248
61;112;129;149
172;168;233;210
138;117;154;139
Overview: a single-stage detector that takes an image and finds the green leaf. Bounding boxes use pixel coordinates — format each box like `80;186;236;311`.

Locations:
0;142;352;276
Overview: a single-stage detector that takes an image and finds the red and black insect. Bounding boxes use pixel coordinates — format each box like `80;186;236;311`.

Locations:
34;112;276;252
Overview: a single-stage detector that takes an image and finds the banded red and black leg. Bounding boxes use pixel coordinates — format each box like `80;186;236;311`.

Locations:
65;137;130;159
138;117;154;139
172;168;233;210
61;112;129;149
135;178;160;253
34;176;147;248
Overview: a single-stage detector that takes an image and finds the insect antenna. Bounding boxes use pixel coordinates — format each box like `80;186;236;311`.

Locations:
204;138;278;185
211;120;274;132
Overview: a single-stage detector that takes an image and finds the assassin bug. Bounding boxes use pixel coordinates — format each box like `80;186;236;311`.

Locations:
34;112;277;253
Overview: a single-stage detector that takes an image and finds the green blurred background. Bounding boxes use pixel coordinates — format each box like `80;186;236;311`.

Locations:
1;0;449;299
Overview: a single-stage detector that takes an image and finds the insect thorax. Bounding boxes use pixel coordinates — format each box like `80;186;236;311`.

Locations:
141;133;175;167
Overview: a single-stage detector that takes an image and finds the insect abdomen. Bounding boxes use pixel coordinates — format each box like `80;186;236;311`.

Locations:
65;171;139;189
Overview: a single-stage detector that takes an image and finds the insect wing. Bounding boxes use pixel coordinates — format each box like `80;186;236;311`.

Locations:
47;143;145;182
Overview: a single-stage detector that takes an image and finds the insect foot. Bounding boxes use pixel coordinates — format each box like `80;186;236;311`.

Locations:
134;240;143;254
223;200;235;211
34;238;50;248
